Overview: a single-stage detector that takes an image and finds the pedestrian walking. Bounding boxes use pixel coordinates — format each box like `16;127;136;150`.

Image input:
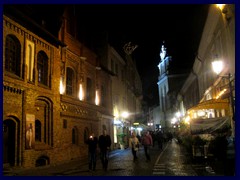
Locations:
129;131;140;162
99;129;112;171
141;131;153;162
85;132;98;171
156;130;164;150
136;133;141;143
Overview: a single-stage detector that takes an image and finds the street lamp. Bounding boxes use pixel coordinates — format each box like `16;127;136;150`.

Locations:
212;60;235;135
147;122;153;126
121;111;129;119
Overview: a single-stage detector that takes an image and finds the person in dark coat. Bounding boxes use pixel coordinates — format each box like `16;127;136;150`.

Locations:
99;129;112;171
156;130;164;150
85;133;98;171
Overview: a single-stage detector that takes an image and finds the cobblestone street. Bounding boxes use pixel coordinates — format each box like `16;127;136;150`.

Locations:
4;139;225;176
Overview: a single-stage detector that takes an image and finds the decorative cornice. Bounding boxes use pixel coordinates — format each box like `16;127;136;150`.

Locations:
3;85;23;94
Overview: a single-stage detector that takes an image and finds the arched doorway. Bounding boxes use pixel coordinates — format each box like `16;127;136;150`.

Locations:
3;119;17;166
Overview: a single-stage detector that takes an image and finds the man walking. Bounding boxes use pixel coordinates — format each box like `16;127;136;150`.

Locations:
99;129;112;171
85;132;98;171
141;131;153;162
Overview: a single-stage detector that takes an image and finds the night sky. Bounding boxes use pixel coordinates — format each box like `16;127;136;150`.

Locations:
76;4;209;106
6;4;209;106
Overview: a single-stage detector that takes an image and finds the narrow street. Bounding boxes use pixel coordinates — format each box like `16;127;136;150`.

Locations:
5;139;223;176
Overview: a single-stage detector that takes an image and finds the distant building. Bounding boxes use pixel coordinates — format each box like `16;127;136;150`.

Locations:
108;44;143;148
176;4;235;136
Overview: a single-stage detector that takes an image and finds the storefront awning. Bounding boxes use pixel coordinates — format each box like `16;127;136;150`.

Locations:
190;116;230;135
188;99;229;111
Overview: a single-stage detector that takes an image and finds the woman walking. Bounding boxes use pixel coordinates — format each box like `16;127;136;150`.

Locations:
129;131;140;162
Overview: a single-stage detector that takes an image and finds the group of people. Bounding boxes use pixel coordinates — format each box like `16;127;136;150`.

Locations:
128;129;174;162
86;129;154;172
129;130;153;162
150;130;173;150
85;129;111;171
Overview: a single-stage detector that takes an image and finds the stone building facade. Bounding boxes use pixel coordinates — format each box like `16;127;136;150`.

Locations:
3;5;113;168
58;6;113;161
176;4;235;135
3;11;63;167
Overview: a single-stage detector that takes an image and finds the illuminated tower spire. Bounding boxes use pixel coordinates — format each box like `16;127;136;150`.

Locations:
160;41;167;61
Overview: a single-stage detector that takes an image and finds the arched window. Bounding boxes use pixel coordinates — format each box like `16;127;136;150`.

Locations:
35;120;41;142
66;67;74;95
72;126;78;145
37;51;48;86
72;128;76;144
84;127;90;143
5;35;21;76
35;97;53;146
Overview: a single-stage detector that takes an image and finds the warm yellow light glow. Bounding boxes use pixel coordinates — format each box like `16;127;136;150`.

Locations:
216;4;225;11
212;60;223;75
60;78;65;94
184;116;190;125
95;90;100;105
114;109;119;119
79;84;84;100
113;106;119;119
197;110;206;117
216;88;227;99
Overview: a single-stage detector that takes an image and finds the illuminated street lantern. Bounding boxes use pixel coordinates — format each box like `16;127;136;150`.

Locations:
212;60;223;75
212;59;235;136
122;111;129;118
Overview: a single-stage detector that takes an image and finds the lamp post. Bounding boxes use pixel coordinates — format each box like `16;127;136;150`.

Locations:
212;60;235;135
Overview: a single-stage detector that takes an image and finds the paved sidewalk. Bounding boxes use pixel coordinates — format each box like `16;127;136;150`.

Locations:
4;143;165;176
3;139;227;176
4;149;122;176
